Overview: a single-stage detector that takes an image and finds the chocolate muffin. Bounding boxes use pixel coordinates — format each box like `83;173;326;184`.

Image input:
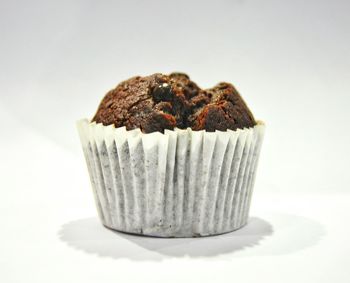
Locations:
93;72;256;133
78;72;265;237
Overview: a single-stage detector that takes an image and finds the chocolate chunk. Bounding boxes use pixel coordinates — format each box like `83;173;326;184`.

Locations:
151;83;173;102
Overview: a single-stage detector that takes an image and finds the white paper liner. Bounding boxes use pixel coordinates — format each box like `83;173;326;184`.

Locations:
77;119;265;237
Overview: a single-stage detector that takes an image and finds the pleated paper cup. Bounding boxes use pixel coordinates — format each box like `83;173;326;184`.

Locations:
77;119;265;237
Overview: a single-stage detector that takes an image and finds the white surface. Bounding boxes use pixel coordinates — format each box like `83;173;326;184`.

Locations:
1;101;350;283
1;0;350;282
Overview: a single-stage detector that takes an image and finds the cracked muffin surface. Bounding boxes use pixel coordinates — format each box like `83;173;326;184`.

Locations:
92;72;256;133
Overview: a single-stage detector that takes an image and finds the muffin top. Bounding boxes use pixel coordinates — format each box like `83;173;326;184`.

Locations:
93;73;256;133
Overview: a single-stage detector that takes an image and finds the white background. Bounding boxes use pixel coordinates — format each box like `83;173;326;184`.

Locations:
1;0;349;282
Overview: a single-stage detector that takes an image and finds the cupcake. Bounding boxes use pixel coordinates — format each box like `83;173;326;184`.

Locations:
77;73;265;237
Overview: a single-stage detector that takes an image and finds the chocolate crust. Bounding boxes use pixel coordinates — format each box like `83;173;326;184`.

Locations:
92;73;256;133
